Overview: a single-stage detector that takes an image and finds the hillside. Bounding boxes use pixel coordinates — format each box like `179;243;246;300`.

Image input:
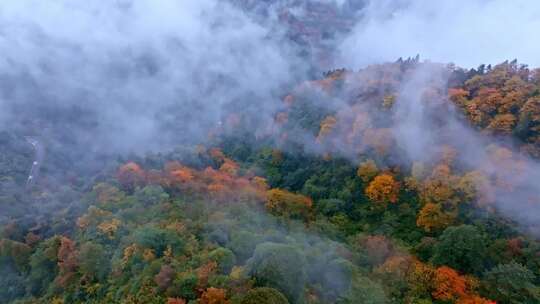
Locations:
1;60;540;304
1;1;540;304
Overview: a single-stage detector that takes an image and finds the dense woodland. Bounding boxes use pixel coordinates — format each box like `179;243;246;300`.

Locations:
1;60;540;304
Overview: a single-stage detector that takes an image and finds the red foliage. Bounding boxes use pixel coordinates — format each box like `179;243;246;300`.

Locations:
200;287;230;304
197;262;217;290
457;296;497;304
117;162;146;190
507;238;523;256
432;266;467;301
56;237;79;287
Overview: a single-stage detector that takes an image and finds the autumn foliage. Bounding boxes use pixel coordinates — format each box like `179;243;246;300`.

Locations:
365;173;400;204
266;188;313;219
200;287;230;304
3;60;536;304
56;237;79;287
117;162;146;190
432;266;467;301
416;203;453;232
357;159;379;183
115;150;267;203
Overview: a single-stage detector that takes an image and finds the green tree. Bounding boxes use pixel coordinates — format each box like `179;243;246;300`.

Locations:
482;262;540;304
241;287;289;304
134;185;170;207
208;247;236;274
27;236;61;296
338;275;388;304
170;272;198;301
432;225;487;274
78;242;109;281
133;226;184;256
247;242;306;303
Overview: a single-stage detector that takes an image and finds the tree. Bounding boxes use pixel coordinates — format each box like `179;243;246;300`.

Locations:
170;272;198;301
339;275;388;304
0;263;26;303
363;235;393;266
55;237;79;288
28;236;61;295
0;239;31;271
134;185;170;206
487;114;517;135
247;242;306;303
316;198;347;216
432;266;466;301
208;247;236;274
133;226;185;257
432;225;487;274
200;287;230;304
117;162;146;191
448;88;469;107
318;115;337;140
155;265;176;291
78;242;108;281
241;288;289;304
365;174;400;204
419;164;459;206
416;203;453;232
374;255;413;300
266;189;313;220
482;262;540;304
220;159;239;176
321;258;355;300
229;231;260;262
357;160;379;183
457;296;496;304
406;260;435;300
92;182;125;207
456;171;493;206
97;218;121;240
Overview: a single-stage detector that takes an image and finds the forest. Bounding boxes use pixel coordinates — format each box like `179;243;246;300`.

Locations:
1;59;540;304
2;1;540;304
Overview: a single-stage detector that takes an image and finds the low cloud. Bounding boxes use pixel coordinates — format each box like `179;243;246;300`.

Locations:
0;0;299;154
339;0;540;69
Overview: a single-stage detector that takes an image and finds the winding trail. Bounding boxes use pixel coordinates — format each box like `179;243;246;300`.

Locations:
25;137;44;188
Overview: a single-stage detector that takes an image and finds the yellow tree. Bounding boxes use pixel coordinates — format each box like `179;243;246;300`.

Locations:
457;171;494;207
266;189;313;219
416;203;453;232
365;174;400;204
317;115;337;141
419;164;459;207
200;287;230;304
357;159;379;183
487;113;517;135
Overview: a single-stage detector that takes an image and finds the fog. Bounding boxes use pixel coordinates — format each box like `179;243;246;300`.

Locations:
393;64;540;235
0;0;299;154
1;2;540;302
339;0;540;69
1;0;540;234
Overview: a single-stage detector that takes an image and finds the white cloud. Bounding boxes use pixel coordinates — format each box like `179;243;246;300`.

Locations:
339;0;540;68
